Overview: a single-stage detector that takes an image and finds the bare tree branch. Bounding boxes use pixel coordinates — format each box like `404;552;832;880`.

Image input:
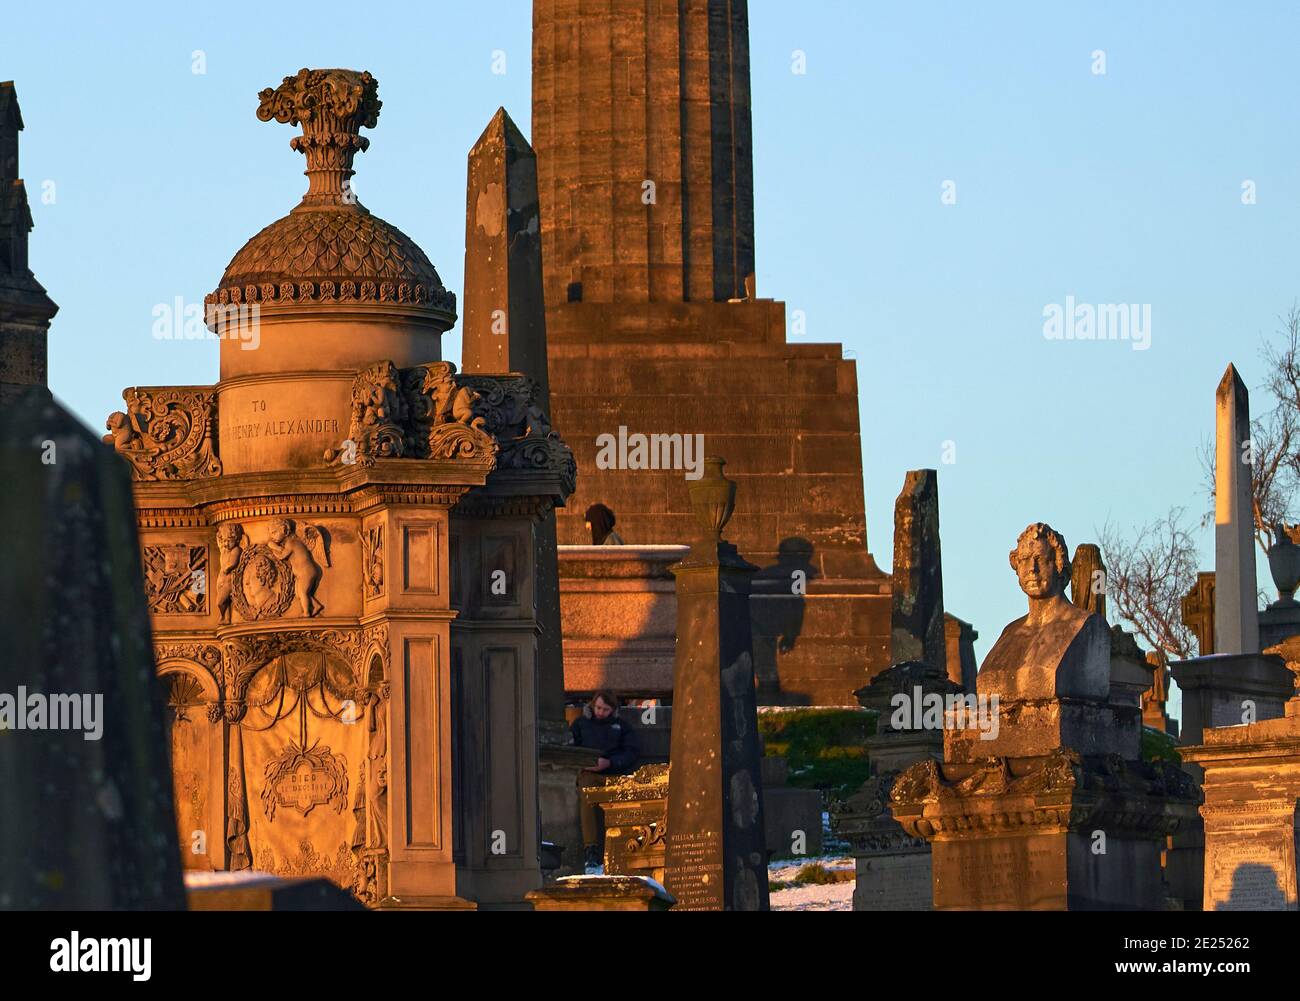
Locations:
1099;508;1198;661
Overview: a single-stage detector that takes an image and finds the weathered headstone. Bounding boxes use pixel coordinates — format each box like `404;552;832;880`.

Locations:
891;469;947;679
1182;571;1216;656
663;457;768;911
943;613;979;692
0;82;184;909
1215;364;1259;655
1069;542;1106;619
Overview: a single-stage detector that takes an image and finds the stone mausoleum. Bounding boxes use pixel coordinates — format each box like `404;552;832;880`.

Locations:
103;69;575;910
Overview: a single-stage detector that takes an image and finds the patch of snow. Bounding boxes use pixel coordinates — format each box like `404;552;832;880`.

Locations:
770;880;855;911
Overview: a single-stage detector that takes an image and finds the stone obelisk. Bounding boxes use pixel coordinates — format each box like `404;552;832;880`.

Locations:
460;106;568;745
1215;364;1259;655
664;457;768;911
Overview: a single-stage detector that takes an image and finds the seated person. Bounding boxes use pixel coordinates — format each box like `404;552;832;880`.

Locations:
571;690;640;868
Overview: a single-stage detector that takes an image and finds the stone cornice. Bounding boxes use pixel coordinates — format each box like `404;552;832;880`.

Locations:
889;750;1199;842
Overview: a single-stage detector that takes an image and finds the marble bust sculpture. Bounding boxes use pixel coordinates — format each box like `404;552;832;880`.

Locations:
976;523;1110;701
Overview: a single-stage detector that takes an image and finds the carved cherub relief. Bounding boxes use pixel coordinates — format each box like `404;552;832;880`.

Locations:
215;523;245;625
265;518;330;618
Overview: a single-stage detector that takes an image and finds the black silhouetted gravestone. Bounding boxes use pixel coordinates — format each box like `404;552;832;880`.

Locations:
0;81;183;909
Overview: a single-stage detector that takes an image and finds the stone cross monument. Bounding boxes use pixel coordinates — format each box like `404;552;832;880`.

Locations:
664;457;768;911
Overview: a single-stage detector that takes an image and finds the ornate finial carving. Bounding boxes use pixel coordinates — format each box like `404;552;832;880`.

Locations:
257;68;382;208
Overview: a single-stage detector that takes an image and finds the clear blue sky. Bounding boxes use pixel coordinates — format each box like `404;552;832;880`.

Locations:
7;1;1297;690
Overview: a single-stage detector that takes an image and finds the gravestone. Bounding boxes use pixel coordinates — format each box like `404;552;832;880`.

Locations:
0;82;184;909
1069;543;1106;619
663;457;768;911
1182;572;1216;656
99;70;575;910
458;105;583;879
832;661;955;911
891;469;947;678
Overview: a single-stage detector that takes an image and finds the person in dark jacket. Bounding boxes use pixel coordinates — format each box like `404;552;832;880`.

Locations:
584;503;625;546
572;690;640;867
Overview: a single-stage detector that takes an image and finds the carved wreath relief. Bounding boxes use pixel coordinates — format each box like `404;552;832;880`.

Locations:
262;740;350;821
215;519;330;624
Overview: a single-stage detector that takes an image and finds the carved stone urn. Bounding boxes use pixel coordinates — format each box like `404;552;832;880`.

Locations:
687;456;736;541
1267;523;1300;607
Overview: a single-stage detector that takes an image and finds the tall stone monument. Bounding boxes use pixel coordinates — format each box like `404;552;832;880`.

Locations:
0;81;185;909
532;0;892;705
1215;364;1259;655
891;524;1198;910
663;457;768;911
104;70;575;910
1172;367;1291;745
458;105;595;873
890;469;948;681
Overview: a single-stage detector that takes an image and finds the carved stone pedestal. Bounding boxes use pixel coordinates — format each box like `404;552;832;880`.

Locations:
106;69;576;912
891;749;1198;910
1170;653;1293;744
835;771;933;911
1182;694;1300;910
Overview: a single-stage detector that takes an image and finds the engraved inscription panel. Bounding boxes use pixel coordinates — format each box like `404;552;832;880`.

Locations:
666;829;724;910
1208;833;1296;911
